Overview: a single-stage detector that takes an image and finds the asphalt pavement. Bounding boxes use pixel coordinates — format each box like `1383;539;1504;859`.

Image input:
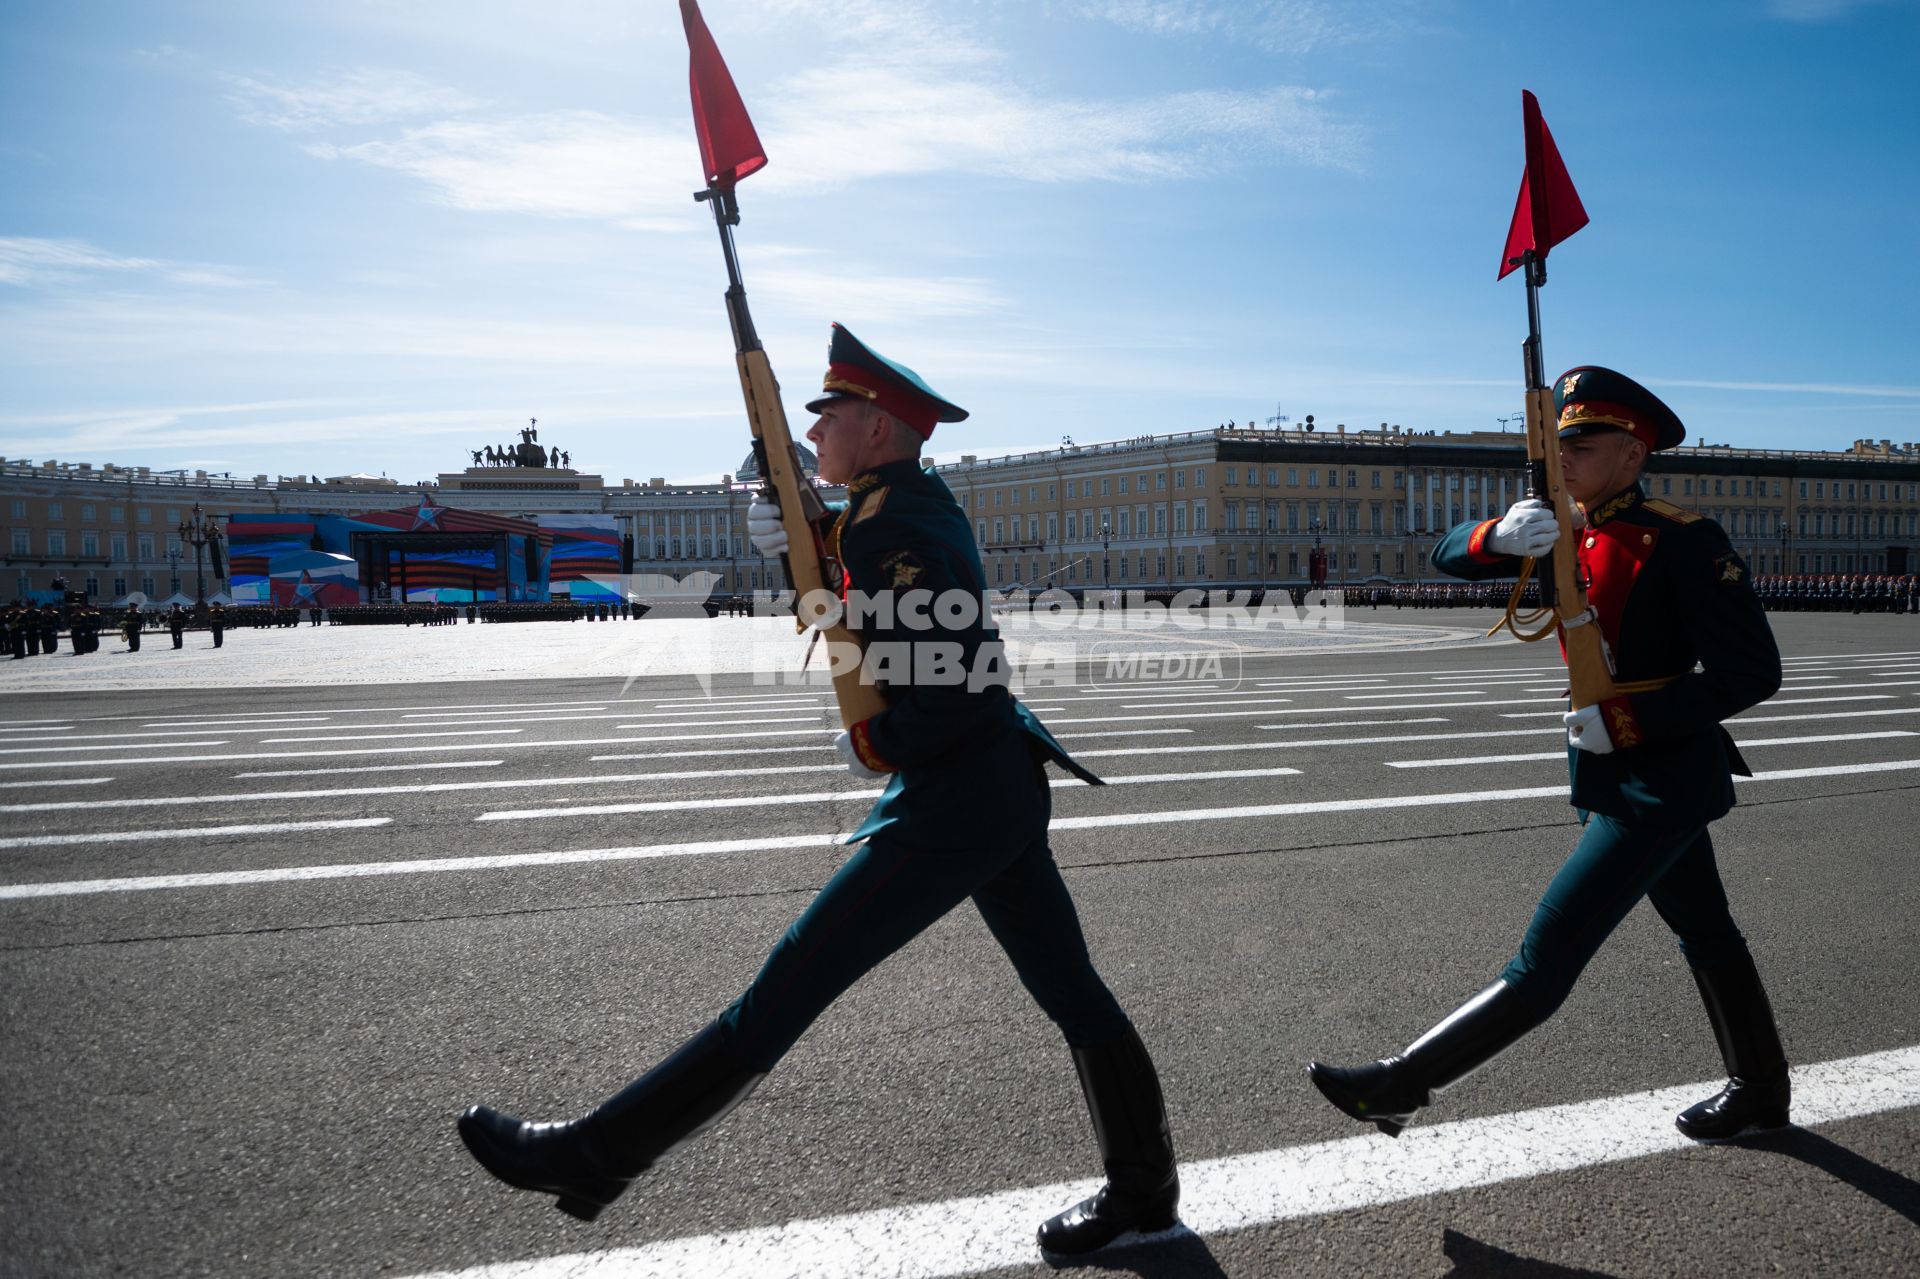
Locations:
1;610;1916;1277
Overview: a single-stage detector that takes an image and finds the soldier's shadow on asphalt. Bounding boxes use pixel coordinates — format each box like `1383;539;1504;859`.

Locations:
1045;1226;1229;1277
1438;1229;1618;1277
1734;1125;1920;1226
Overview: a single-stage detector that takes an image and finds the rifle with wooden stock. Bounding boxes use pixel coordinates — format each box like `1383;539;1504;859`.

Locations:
681;0;887;730
1489;91;1620;712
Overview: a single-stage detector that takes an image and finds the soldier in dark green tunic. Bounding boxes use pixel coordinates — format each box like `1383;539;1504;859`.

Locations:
457;326;1177;1256
1308;367;1790;1142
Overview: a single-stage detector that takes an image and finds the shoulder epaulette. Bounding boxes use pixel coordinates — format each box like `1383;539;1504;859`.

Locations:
1643;499;1702;525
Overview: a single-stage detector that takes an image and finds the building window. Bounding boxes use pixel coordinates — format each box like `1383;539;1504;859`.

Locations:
1195;468;1207;486
1118;477;1130;495
112;534;129;561
1287;468;1299;486
112;576;127;597
1307;469;1319;488
8;500;23;518
1225;467;1237;485
48;502;64;520
47;531;67;556
1101;477;1111;496
1193;502;1207;532
11;530;28;554
1048;484;1057;500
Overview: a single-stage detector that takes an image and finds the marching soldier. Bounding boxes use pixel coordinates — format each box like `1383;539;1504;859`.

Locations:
458;326;1179;1255
208;601;226;648
168;604;187;649
38;604;60;655
121;602;143;653
1308;367;1791;1143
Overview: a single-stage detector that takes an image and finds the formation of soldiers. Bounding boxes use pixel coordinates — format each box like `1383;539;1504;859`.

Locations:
1753;574;1918;613
3;603;66;657
3;599;233;656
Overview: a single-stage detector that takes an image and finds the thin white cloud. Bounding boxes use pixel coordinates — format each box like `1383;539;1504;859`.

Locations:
240;2;1363;223
0;237;261;289
753;265;1003;320
223;67;481;131
1654;378;1920;398
763;71;1362;185
305;112;693;228
1073;0;1426;54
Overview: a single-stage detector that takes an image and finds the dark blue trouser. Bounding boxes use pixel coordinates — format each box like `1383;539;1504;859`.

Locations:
717;819;1130;1073
1501;813;1753;1025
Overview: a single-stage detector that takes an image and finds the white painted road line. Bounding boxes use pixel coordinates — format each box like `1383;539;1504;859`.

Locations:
0;776;114;789
0;834;845;899
260;729;525;744
233;761;508;778
10;762;1915;899
1054;729;1195;739
0;765;851;813
394;1044;1920;1279
0;739;227;755
1383;730;1920;769
1386;752;1563;768
1084;727;1556;760
0;729;839;771
402;708;606;719
139;718;330;729
0;817;392;851
473;768;1308;824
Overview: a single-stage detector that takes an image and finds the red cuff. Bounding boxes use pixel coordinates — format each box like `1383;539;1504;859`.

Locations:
1465;519;1505;563
1600;696;1643;749
849;718;898;773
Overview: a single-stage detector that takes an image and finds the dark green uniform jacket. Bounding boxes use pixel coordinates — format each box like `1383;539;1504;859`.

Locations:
1434;485;1781;828
823;457;1100;848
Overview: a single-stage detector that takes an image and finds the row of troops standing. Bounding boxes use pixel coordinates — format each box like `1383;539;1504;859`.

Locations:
453;335;1797;1257
1755;574;1919;613
3;601;228;656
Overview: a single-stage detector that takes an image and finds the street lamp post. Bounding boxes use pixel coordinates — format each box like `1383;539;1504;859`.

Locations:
166;545;182;595
1100;520;1111;606
176;502;223;606
1779;523;1790;577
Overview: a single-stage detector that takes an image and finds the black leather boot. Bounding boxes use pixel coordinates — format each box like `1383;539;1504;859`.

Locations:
1307;979;1537;1136
1676;954;1790;1140
1037;1025;1180;1257
457;1022;765;1221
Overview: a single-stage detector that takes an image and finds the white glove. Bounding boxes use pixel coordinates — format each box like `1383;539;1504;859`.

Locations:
832;730;887;779
1486;498;1560;557
747;496;788;557
1564;704;1615;755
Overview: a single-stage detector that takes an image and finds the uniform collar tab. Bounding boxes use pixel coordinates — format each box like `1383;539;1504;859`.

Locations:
1587;485;1644;527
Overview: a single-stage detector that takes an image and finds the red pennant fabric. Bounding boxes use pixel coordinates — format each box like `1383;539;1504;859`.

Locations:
681;0;766;190
1498;90;1588;279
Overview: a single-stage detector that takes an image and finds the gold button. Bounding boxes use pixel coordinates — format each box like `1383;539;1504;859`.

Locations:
1585;537;1596;548
1643;534;1653;544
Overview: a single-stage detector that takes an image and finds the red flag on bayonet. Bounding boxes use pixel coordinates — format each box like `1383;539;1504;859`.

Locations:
1498;90;1587;279
681;0;766;190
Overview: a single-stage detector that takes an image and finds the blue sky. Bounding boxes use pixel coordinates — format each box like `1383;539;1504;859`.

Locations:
3;0;1916;485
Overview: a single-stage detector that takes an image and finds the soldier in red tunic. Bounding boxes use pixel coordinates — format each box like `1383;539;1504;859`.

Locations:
1308;367;1791;1141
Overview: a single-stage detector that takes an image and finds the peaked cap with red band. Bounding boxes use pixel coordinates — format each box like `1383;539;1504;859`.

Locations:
804;323;968;440
1554;365;1686;453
